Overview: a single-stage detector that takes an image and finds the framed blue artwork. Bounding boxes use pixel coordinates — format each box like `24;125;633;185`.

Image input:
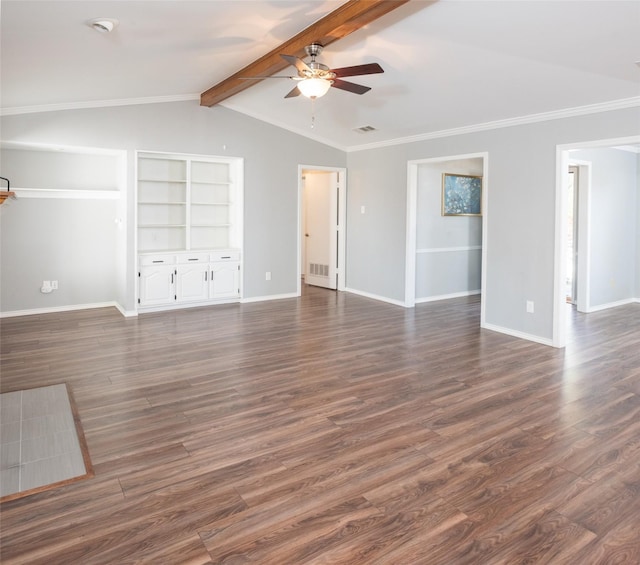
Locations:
442;173;482;216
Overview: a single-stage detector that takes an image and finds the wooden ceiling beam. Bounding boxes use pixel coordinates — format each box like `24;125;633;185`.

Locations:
200;0;410;107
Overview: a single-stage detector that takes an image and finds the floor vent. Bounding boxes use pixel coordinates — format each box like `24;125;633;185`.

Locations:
354;125;377;133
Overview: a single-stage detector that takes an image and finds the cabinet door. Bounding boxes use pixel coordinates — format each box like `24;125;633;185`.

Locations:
176;264;209;302
211;262;240;299
139;266;175;306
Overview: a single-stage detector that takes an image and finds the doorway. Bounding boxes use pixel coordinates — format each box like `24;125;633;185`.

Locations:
554;135;640;348
406;153;489;327
297;165;346;296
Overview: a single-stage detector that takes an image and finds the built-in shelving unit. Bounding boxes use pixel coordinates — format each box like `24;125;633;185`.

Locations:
137;152;242;253
136;151;243;310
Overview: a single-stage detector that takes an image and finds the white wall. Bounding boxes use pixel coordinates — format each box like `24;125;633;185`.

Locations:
416;158;483;300
346;106;640;343
0;101;346;314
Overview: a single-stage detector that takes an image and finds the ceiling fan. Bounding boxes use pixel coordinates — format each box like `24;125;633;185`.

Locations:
246;43;384;100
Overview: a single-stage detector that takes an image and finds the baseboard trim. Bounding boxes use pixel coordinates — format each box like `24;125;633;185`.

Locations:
241;292;299;304
114;302;138;318
344;288;407;307
137;298;240;314
416;290;481;304
584;297;638;313
0;301;120;318
482;322;554;347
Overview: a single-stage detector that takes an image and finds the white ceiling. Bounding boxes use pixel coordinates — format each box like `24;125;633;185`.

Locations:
1;1;639;150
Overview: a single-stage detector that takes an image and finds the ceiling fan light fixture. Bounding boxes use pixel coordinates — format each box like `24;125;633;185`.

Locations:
298;78;332;99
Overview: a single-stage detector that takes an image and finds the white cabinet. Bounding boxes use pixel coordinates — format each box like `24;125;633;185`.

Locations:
139;265;176;307
138;250;241;309
211;262;241;299
176;263;209;303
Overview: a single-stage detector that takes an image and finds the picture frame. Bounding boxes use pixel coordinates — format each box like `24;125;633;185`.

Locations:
441;173;482;216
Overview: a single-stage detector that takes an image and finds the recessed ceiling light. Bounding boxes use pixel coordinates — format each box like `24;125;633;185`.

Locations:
88;18;118;33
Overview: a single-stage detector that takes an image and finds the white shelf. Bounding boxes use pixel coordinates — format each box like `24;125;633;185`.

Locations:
12;188;120;200
136;151;242;256
191;202;230;206
139;224;187;228
139;178;187;183
138;201;187;205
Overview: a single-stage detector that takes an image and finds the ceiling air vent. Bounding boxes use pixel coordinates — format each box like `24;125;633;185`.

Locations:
354;125;377;134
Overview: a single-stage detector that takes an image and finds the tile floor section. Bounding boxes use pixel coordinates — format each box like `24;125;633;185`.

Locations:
0;383;89;500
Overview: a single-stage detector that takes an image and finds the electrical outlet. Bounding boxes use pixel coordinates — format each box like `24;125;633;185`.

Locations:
265;272;271;281
51;280;58;290
526;300;534;314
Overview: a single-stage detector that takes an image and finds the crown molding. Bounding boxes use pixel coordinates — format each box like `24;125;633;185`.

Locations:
2;94;638;155
346;96;640;153
0;94;200;116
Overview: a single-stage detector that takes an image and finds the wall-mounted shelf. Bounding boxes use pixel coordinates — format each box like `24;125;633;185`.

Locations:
11;188;120;200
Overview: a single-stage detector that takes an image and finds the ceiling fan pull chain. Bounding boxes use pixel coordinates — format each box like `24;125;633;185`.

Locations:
310;98;316;129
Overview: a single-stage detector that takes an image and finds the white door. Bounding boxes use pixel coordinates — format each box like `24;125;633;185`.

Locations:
304;171;338;289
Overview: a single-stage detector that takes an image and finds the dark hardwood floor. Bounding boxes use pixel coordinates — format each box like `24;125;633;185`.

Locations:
1;287;639;564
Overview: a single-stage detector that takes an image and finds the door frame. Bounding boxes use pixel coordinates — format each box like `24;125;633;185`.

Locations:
553;134;640;348
297;165;347;295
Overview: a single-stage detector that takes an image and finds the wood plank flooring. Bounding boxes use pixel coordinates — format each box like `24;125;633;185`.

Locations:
1;287;639;564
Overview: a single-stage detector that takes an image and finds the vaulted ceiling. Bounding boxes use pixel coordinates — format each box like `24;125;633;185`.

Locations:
1;1;639;150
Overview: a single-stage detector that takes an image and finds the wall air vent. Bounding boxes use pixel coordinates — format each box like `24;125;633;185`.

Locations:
354;125;377;133
309;263;329;277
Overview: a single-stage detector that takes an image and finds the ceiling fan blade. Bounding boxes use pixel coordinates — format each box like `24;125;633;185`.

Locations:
239;76;296;80
281;54;311;74
284;85;301;98
331;79;371;95
331;63;384;78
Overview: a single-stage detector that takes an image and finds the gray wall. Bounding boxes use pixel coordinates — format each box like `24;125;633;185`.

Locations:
416;158;483;300
346;144;409;299
2;100;638;346
637;152;640;299
571;147;638;308
0;198;118;312
346;107;640;342
1;148;119;190
0;148;123;312
0;101;345;313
